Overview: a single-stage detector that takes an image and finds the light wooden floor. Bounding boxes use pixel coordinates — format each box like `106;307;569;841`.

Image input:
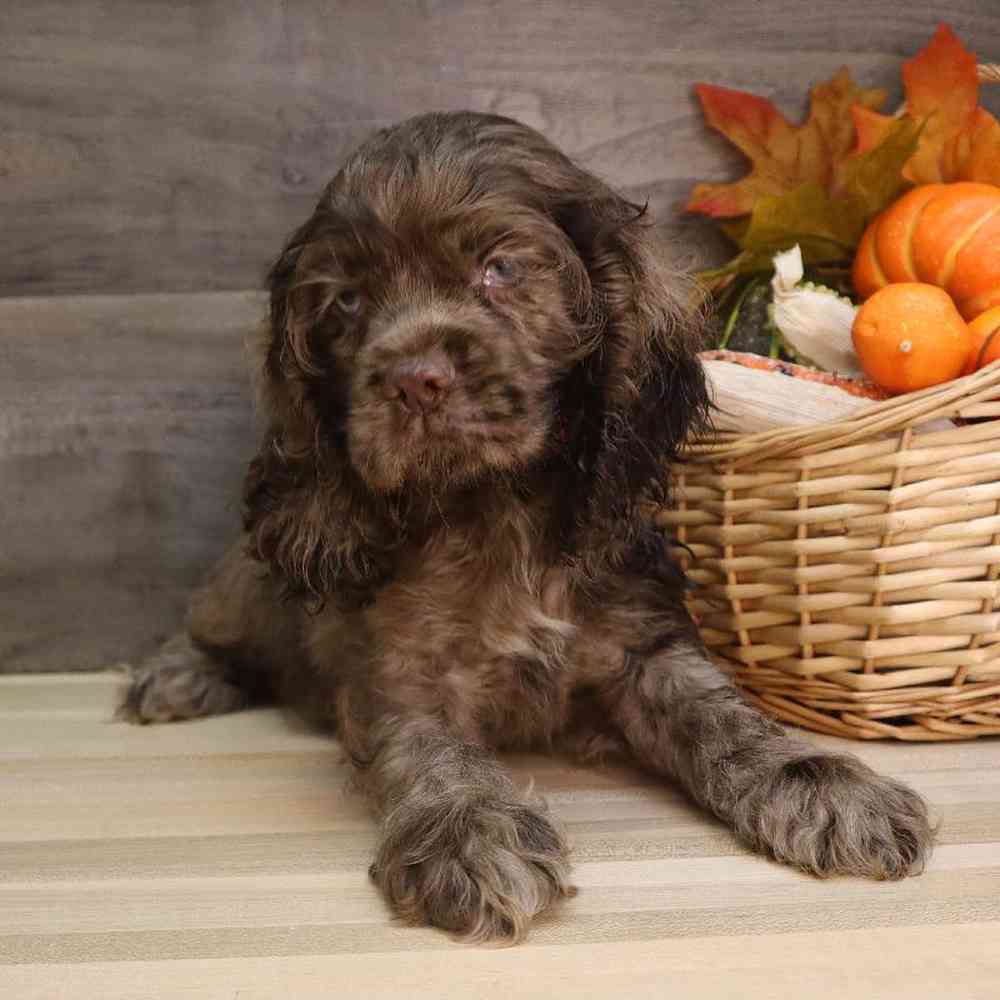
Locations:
2;673;999;999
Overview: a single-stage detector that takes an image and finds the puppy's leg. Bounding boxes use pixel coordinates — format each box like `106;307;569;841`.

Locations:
603;643;933;879
360;716;574;942
119;541;298;724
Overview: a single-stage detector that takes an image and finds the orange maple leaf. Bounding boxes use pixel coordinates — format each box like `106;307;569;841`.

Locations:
854;23;999;185
942;107;1000;186
686;68;886;218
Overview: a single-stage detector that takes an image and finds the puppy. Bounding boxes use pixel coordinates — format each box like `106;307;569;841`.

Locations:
122;111;933;942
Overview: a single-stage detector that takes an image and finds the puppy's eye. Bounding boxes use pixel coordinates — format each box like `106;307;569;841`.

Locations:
483;257;516;287
335;289;363;315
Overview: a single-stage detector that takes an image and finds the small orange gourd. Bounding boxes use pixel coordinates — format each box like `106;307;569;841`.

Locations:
852;283;972;394
853;182;1000;321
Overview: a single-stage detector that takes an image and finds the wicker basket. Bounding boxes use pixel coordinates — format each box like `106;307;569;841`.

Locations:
659;61;1000;742
657;62;1000;741
660;360;1000;742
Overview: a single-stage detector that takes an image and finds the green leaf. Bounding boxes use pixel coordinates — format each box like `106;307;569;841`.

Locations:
734;181;860;260
835;117;924;225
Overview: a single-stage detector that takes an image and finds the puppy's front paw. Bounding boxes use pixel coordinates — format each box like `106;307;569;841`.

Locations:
736;754;934;880
371;799;574;942
117;635;248;724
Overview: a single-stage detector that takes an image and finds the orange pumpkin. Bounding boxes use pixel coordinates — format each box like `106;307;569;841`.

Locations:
853;182;1000;321
965;305;1000;373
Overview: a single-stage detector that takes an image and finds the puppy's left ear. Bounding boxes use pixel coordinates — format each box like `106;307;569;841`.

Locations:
559;196;711;556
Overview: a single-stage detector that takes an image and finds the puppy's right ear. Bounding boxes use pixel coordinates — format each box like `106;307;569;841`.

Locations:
242;212;402;609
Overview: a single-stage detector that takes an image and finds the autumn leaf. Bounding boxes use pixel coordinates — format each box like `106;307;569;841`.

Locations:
901;22;979;182
943;107;1000;186
727;184;854;260
697;185;855;287
849;105;896;166
697;118;922;287
853;23;998;185
686;68;886;218
836;116;924;220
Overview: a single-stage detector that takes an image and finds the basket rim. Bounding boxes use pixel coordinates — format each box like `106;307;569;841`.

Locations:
688;360;1000;466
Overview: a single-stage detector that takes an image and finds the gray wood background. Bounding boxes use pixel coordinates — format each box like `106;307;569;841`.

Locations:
2;1;999;671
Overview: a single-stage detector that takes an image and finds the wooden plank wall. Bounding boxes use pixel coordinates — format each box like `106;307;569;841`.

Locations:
2;1;999;671
1;294;261;672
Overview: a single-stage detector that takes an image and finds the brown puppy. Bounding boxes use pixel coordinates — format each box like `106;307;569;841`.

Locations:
121;111;933;942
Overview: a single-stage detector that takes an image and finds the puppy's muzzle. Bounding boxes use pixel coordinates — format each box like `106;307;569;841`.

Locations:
387;353;456;414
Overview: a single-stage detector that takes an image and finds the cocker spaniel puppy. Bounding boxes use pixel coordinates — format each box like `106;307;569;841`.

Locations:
122;111;932;942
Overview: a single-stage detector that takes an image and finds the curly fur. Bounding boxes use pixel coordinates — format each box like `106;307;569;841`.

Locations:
122;111;933;942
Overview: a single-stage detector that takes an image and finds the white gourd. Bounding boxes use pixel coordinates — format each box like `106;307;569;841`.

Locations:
769;245;863;377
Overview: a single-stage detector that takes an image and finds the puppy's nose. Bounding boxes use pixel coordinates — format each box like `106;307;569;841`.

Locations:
389;357;455;413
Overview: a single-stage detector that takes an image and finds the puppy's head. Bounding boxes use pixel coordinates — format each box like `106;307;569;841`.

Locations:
264;113;600;492
247;112;709;600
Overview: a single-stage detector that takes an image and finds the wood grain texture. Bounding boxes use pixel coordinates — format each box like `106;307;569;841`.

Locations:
2;1;1000;672
1;673;998;997
0;293;262;672
2;1;999;296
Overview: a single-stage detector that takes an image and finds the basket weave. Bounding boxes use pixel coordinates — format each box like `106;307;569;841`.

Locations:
660;362;1000;742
